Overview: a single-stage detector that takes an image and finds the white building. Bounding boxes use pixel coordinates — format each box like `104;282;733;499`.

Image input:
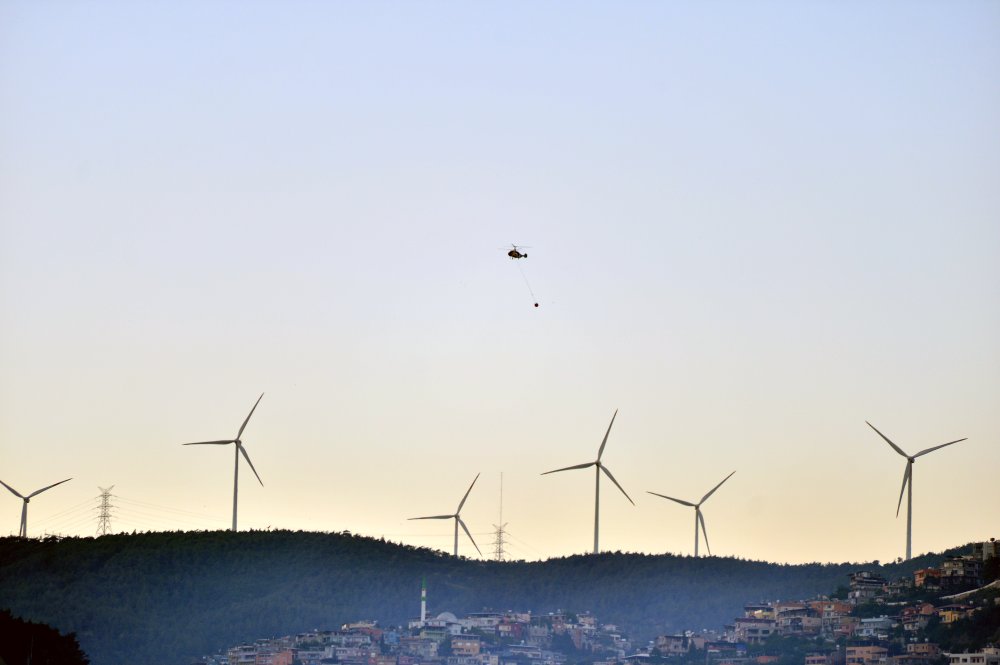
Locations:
948;648;1000;665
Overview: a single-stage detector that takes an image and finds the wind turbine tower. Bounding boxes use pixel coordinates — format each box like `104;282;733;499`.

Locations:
866;421;967;560
0;477;72;538
410;473;482;557
648;471;735;557
542;410;634;554
182;393;266;532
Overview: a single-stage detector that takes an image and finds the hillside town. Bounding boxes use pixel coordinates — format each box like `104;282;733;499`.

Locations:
203;541;999;665
204;601;632;665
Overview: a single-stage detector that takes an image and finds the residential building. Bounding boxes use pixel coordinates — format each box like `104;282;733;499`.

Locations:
452;637;482;657
907;644;940;658
400;637;440;659
733;617;776;644
655;635;692;656
936;605;976;624
743;604;775;620
856;616;895;639
228;645;257;665
771;602;806;615
501;643;565;665
805;653;834;665
690;632;722;650
887;577;914;597
526;625;551;647
810;601;853;636
846;646;888;665
972;539;998;562
941;557;983;589
776;606;821;636
706;641;748;665
901;604;935;632
462;613;503;630
947;648;1000;665
449;656;499;665
498;620;526;641
294;649;329;665
829;616;860;639
889;655;934;665
850;572;887;602
253;646;281;665
913;569;942;589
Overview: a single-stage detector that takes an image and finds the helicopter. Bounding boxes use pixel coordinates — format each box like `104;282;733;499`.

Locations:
503;244;529;259
501;244;539;307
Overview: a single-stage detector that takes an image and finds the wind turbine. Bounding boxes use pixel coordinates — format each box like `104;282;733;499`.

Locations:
0;477;72;538
182;393;265;532
410;473;482;557
648;470;735;557
866;421;966;561
542;409;634;554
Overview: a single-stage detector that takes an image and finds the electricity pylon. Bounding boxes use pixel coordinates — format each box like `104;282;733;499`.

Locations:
491;472;507;561
96;486;115;536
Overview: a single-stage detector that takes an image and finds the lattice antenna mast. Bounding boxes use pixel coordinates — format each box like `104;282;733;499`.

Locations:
491;472;508;562
96;486;115;536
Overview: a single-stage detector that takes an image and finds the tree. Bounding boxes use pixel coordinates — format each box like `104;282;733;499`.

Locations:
0;609;90;665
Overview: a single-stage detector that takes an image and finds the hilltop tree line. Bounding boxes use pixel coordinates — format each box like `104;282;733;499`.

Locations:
0;530;957;665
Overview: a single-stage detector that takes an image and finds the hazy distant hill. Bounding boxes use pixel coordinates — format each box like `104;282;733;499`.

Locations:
0;531;959;665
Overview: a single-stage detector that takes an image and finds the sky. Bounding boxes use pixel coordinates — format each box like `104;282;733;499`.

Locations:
0;1;997;564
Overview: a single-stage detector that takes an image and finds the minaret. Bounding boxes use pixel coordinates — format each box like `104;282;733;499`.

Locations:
420;577;427;623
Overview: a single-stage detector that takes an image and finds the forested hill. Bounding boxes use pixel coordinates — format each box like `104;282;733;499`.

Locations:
0;531;959;665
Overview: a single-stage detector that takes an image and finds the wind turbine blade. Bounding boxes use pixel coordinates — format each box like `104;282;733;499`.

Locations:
913;438;967;458
183;440;236;446
646;491;695;507
26;478;72;499
0;479;25;499
866;421;909;458
238;445;263;486
408;514;456;520
541;462;595;475
700;471;736;505
600;464;634;505
597;409;619;461
895;463;911;518
456;473;480;514
698;509;712;556
237;392;265;439
458;517;482;556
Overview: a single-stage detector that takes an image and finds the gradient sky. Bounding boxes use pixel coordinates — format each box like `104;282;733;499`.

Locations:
1;1;998;564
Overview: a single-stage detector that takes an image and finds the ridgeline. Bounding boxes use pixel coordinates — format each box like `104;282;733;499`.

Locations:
0;531;956;665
